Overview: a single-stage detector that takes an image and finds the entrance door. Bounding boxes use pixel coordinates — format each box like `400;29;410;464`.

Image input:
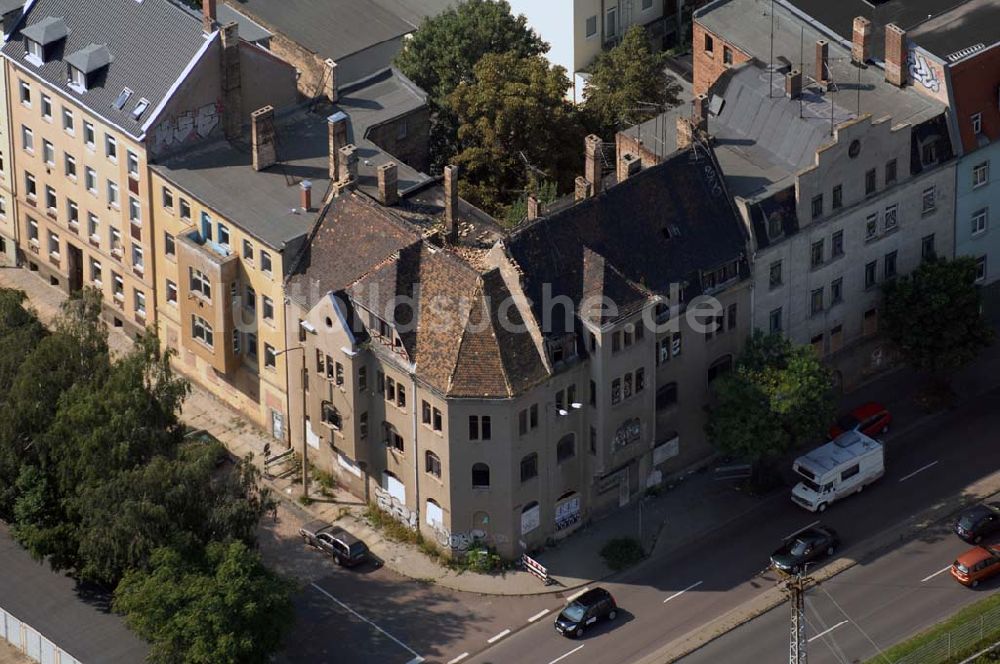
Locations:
66;243;83;292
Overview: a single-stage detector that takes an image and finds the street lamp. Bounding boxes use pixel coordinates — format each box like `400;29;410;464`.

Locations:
275;346;308;500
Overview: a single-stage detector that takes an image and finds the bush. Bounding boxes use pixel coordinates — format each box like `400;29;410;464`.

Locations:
448;542;510;574
365;503;420;544
600;537;645;571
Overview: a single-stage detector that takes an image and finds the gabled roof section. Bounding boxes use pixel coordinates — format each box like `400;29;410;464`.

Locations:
2;0;209;141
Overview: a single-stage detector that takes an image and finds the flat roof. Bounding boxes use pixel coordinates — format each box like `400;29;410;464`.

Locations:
908;0;1000;61
216;3;273;44
797;431;881;474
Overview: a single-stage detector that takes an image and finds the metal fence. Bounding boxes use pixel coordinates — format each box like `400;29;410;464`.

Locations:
892;603;1000;664
0;606;82;664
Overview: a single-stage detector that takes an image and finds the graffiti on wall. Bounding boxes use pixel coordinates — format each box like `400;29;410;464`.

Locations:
554;495;581;531
433;526;509;552
373;485;417;530
152;101;222;150
908;51;941;93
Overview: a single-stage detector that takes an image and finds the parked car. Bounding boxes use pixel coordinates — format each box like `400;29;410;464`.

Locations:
950;545;1000;587
829;402;892;439
955;504;1000;544
770;525;840;573
554;587;618;638
299;519;370;567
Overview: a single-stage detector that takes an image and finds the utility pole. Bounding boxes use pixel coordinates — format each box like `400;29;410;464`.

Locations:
786;569;810;664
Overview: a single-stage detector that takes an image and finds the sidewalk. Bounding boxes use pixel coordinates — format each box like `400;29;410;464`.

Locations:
5;265;1000;598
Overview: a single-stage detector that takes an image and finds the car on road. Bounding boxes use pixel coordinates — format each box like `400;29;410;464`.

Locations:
554;587;617;638
829;402;891;439
954;503;1000;544
950;545;1000;587
299;519;370;567
770;525;839;573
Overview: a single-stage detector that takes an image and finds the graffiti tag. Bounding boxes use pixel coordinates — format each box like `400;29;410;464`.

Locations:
908;52;940;92
373;486;417;530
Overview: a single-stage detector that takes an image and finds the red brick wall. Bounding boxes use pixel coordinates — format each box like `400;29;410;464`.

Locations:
950;46;1000;152
692;22;751;95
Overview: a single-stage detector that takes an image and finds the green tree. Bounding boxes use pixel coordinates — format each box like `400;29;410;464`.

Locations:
583;25;682;136
114;542;295;664
448;52;585;217
882;256;993;379
394;0;548;168
706;331;835;467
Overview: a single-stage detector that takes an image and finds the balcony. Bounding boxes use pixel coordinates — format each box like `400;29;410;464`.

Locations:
184;229;232;261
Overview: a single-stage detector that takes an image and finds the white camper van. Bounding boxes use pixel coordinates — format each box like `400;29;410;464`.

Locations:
791;431;884;512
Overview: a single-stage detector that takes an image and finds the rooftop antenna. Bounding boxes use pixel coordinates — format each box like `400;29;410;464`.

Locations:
799;25;804;118
769;0;775;97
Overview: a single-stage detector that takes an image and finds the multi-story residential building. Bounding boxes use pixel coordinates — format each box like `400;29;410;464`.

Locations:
0;0;294;335
765;0;999;303
0;35;15;267
692;0;958;388
284;140;750;557
151;61;431;437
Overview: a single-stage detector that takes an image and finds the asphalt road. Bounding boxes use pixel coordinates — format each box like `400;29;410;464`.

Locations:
462;388;1000;664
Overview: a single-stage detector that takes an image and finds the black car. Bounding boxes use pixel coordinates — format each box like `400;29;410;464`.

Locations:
299;519;370;567
955;504;1000;544
554;587;617;638
770;526;839;573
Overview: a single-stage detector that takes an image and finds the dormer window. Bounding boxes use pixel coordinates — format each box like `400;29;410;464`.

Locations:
65;43;112;94
25;38;42;64
21;17;69;67
68;66;85;91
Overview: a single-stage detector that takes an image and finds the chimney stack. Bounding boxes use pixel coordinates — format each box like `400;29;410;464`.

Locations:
220;23;242;141
617;153;642;182
692;93;709;132
327;112;348;181
444;165;459;240
585;134;603;195
785;69;802;99
526;194;540;221
676;115;694;150
852;16;872;65
884;24;907;87
250;106;276;171
338;144;358;185
300;180;313;211
202;0;217;33
324;59;338;103
815;39;830;86
377;162;398;206
574;176;592;201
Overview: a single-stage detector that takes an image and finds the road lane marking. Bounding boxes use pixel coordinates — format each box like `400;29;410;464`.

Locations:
548;644;585;664
785;521;820;540
528;608;551;622
446;654;469;664
487;629;511;644
663;580;704;603
310;583;423;660
808;620;848;642
922;565;952;582
565;587;590;603
899;461;939;482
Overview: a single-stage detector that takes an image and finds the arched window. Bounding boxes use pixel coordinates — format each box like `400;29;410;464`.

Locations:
520;453;538;482
425;498;443;527
708;354;733;383
521;500;540;535
472;462;490;488
556;433;576;463
425;451;441;478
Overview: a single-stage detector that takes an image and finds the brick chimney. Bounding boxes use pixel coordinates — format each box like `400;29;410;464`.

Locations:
676;115;693;150
324;59;338;103
338;144;358;185
585;134;603;195
574;176;592;201
852;16;872;65
884;24;907;87
617;153;642;182
220;23;242;141
692;93;709;132
378;162;398;206
327;112;348;181
526;194;540;221
815;40;830;85
202;0;217;33
444;165;459;240
250;106;276;171
300;180;312;211
785;69;802;99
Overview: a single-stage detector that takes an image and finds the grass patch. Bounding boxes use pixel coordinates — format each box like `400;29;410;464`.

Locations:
311;467;337;498
865;592;1000;663
600;537;645;571
364;503;420;545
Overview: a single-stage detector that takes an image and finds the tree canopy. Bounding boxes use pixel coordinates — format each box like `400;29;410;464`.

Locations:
706;331;835;465
583;25;682;136
882;256;994;376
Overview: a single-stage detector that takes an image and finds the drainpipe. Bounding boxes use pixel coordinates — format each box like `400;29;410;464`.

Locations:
411;373;420;532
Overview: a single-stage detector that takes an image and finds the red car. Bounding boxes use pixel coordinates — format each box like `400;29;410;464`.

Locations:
829;402;891;439
951;545;1000;587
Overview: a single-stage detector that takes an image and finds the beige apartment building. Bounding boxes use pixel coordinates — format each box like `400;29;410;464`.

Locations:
284;138;750;558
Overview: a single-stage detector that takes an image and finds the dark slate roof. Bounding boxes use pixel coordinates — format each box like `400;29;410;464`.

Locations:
908;0;1000;61
746;185;799;251
371;0;456;26
506;146;748;334
2;0;208;141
